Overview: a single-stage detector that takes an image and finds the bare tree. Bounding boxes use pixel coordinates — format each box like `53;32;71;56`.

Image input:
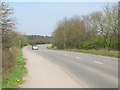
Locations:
97;4;118;49
52;17;87;49
52;3;118;50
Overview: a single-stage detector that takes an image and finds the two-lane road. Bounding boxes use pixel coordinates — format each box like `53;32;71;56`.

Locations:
28;44;118;88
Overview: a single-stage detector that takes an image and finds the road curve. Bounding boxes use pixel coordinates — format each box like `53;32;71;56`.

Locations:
26;44;118;88
21;46;82;88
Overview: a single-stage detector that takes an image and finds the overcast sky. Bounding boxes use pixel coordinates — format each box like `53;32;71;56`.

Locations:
8;2;116;36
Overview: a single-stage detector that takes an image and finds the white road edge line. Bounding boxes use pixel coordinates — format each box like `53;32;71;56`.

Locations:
94;61;103;64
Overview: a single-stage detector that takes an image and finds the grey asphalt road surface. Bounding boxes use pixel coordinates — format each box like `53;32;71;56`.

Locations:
28;44;118;88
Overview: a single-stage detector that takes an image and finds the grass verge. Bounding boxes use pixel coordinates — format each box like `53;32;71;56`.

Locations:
2;49;27;88
47;46;119;58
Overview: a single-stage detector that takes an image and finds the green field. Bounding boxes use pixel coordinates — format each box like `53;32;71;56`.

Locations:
47;46;119;58
2;49;27;88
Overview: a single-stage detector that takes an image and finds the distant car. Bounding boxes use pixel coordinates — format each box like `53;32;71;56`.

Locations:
32;44;38;50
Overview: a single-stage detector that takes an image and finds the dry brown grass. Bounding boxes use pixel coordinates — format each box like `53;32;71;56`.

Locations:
2;47;17;78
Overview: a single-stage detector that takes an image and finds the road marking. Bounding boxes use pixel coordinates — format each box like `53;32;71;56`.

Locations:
76;56;81;59
94;61;103;64
64;54;68;56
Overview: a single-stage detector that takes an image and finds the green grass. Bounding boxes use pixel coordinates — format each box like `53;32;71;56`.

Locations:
47;46;119;58
2;49;27;88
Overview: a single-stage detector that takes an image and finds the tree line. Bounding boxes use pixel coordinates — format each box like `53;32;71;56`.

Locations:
51;3;119;50
26;35;51;45
1;2;28;78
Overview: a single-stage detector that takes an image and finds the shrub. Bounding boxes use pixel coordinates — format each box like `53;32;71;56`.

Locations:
81;37;104;50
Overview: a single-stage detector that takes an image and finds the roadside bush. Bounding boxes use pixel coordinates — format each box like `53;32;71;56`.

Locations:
81;41;94;50
2;32;28;78
2;49;16;78
81;37;104;50
107;36;119;50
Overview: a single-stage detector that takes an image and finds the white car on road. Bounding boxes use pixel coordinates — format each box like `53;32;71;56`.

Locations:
32;44;38;50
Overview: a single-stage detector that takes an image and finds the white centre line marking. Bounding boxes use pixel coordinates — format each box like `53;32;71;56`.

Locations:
76;56;81;59
94;61;103;64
